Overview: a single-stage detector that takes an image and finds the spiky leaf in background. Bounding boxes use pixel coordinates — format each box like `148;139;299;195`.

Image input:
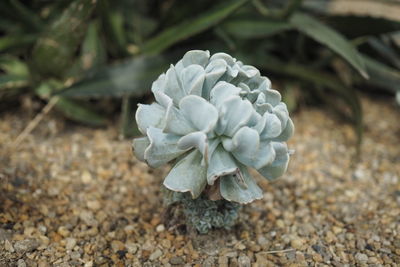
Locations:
31;0;96;78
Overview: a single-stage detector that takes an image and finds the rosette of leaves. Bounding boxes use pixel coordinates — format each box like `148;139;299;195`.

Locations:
133;50;294;205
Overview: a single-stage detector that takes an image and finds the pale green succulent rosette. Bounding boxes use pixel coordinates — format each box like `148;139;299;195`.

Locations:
133;50;294;204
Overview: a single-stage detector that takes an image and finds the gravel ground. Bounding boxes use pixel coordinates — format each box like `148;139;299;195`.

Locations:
0;96;399;266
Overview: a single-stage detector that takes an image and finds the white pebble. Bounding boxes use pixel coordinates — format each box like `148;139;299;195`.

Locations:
156;224;165;232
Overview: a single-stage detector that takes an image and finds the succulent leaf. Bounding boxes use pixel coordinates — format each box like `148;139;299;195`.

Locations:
145;127;187;167
216;96;254;136
179;95;218;133
164;105;196;135
273;118;295;142
207;145;238;185
259;112;282;139
220;164;263;204
132;137;150;161
177;131;208;159
163;150;207;198
257;142;290;180
181;65;205;96
135;103;165;134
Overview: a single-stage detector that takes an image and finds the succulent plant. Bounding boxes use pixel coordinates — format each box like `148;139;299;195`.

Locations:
133;50;294;205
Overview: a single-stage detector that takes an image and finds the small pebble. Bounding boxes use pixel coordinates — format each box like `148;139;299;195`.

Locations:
17;259;26;267
169;256;185;265
355;252;368;263
218;255;228;267
0;229;12;241
149;249;163;261
202;257;216;267
87;200;101;211
81;171;92;184
5;239;14;252
156;224;165;232
125;242;139;254
14;239;39;253
111;240;125;252
57;226;70;237
291;239;304;249
70;251;81;260
65;238;77;250
257;236;268;246
238;255;251;267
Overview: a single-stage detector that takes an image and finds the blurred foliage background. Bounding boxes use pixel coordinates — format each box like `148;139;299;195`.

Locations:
1;0;400;145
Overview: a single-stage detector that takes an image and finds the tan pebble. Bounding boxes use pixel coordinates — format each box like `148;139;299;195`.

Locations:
183;247;190;255
81;170;92;184
51;232;62;242
125;242;139;254
26;253;35;260
368;257;379;264
345;233;354;240
382;254;392;264
38;235;50;246
150;217;160;226
291;239;304;250
87;200;101;211
125;253;133;259
175;248;184;256
276;219;285;228
79;210;97;226
394;248;400;256
111;240;125;252
57;226;70;238
95;211;108;223
225;251;238;258
5;239;14;252
166;233;175;241
355;252;368;263
325;231;335;243
110;254;119;263
234;242;246;250
65;238;77;250
160;239;171;249
218;255;228;267
19;214;29;221
332;226;343;234
240;231;250;239
84;244;93;254
295;252;305;261
175;235;184;242
84;261;93;267
23;227;36;236
250;244;261;252
13;234;25;241
191;251;200;260
38;261;49;267
141;249;151;259
86;227;98;237
313;253;323;262
149;249;163;261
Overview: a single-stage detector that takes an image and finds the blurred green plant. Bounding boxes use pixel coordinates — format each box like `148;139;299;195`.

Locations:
1;0;400;147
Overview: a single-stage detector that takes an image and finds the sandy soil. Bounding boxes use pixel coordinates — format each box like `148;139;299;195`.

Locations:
0;96;399;266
